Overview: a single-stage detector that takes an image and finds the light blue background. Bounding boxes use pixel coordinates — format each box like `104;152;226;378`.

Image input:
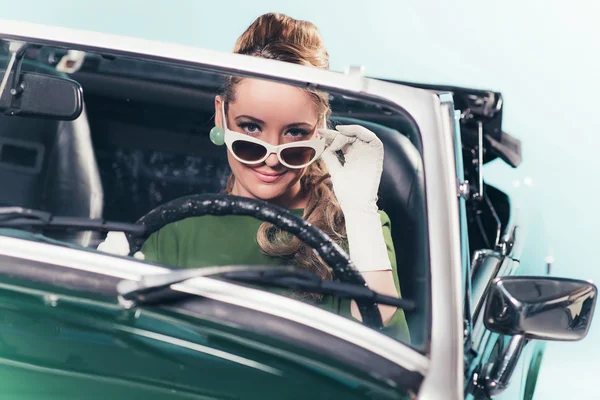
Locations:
3;0;599;397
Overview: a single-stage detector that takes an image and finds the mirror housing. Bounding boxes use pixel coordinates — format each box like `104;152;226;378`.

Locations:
0;71;83;120
484;276;597;341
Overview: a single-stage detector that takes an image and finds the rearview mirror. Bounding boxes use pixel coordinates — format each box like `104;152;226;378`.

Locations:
0;71;83;120
484;276;597;341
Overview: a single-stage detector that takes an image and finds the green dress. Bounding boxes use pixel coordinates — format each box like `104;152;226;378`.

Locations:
141;209;410;343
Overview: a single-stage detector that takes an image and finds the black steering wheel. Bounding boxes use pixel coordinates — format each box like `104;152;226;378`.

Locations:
126;193;383;329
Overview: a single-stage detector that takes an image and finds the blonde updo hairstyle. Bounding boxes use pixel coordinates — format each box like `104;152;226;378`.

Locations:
222;13;346;296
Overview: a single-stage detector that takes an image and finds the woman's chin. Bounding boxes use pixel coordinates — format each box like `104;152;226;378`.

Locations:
248;184;289;202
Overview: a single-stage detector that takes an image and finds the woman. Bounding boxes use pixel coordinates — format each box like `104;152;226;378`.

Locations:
98;13;409;342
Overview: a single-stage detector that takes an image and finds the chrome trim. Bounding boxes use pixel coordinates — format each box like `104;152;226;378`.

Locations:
117;325;282;375
0;357;204;395
0;43;17;99
471;255;517;350
476;121;484;199
483;195;502;249
0;41;26;99
483;334;526;396
448;101;473;353
458;181;470;200
0;20;365;95
470;250;503;318
0;235;428;375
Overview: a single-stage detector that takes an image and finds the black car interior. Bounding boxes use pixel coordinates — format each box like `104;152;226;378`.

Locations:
0;58;103;246
0;49;430;350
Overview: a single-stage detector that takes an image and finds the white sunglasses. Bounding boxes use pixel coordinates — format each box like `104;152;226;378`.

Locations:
221;102;326;169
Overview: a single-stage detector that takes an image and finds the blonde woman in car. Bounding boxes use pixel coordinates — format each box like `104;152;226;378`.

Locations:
98;12;409;342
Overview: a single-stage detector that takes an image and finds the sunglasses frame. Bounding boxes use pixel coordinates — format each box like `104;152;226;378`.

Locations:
221;102;326;169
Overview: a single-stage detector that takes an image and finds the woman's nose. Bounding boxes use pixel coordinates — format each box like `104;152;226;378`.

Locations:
264;153;280;167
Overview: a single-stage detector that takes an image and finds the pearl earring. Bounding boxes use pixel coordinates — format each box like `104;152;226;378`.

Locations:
209;126;225;146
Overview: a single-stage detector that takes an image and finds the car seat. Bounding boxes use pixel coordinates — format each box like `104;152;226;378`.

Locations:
331;116;429;350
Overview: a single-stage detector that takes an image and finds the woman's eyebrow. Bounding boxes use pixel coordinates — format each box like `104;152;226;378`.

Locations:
234;116;315;129
285;122;315;129
235;115;265;124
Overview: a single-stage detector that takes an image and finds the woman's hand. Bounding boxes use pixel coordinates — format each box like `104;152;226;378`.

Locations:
318;125;383;212
97;231;145;260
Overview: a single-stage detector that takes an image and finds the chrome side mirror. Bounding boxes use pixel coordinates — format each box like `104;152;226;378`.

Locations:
484;276;597;341
481;276;596;396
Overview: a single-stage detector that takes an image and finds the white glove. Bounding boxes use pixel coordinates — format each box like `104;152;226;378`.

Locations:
318;125;391;272
97;231;145;260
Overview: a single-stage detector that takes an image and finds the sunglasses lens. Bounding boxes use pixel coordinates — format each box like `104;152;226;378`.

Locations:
232;140;268;162
280;146;316;167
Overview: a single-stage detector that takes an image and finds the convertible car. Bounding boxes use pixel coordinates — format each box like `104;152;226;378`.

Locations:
0;21;595;400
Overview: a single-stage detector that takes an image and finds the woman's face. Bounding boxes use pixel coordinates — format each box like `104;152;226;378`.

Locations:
214;79;321;207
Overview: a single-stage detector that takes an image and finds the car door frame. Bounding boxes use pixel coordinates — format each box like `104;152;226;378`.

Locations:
0;20;466;399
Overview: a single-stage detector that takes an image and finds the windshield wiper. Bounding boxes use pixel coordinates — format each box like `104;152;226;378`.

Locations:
117;266;416;311
0;207;146;235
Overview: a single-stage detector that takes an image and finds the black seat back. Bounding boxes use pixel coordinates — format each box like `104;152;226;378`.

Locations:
331;117;429;349
42;107;104;245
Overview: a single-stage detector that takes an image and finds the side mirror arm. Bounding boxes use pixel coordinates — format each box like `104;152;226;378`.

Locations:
483;334;526;397
0;41;26;99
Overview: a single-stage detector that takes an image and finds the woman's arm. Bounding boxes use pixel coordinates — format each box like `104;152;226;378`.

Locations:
319;125;402;325
349;211;402;325
351;270;399;324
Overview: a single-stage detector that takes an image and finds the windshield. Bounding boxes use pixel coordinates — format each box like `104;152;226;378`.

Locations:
0;40;430;354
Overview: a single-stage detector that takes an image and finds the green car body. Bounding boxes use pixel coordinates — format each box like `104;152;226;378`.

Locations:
0;277;408;399
0;229;416;400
